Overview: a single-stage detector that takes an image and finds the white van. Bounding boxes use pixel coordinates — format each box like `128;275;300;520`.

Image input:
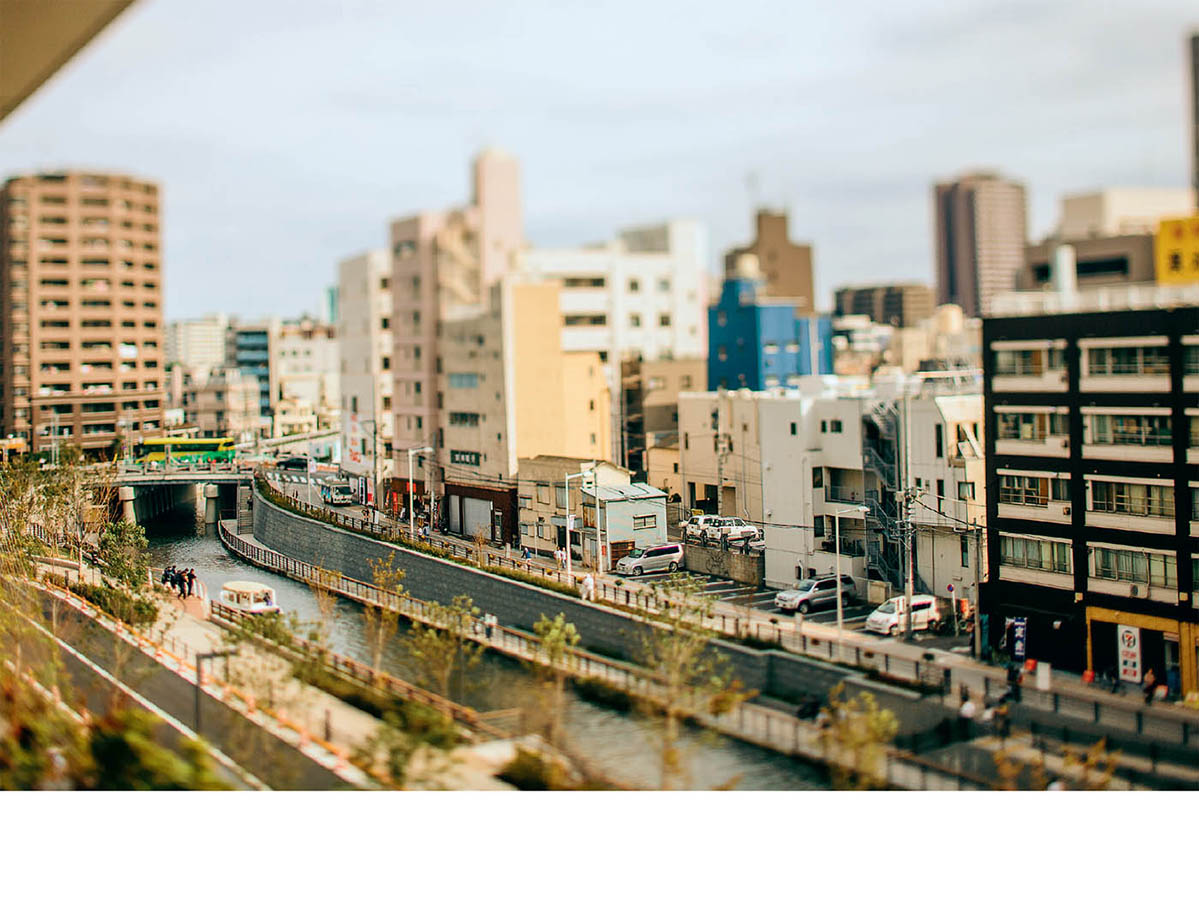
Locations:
864;594;942;636
615;543;684;576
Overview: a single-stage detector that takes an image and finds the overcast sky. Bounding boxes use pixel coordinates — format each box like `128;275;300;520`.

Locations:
1;0;1195;319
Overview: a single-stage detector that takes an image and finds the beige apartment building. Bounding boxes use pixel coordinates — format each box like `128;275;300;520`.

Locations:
833;283;935;328
619;356;704;476
516;456;632;563
934;171;1028;318
435;279;610;544
181;366;260;440
723;209;815;312
0;170;166;453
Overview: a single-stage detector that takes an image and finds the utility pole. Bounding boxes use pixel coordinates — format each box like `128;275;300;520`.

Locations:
714;388;728;516
973;523;983;658
902;388;916;643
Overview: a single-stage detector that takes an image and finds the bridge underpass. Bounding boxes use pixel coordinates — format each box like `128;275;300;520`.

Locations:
118;480;242;527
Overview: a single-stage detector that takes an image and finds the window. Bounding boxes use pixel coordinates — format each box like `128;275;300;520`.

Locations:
562;276;605;288
563;314;607;327
998;474;1067;506
790;422;797;436
659;314;671;327
935;424;944;458
1091;481;1174;518
1094;548;1176;587
628;278;640;292
679;375;692;389
812;467;824;488
958;482;975;501
520;523;530;536
381;356;390;371
993;347;1063;376
1088;414;1172;447
633;515;656;530
763;343;779;355
1000;536;1071;573
821;421;827;433
717;345;727;362
1185;346;1199;375
629;313;641;328
960;534;970;568
830;420;842;433
658;278;671;292
555;485;566;508
996;411;1068;441
1087;345;1171;376
414;381;422;395
449;411;480;427
448;373;479;389
537;484;550;504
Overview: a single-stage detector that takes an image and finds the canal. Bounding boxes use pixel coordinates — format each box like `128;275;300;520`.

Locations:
146;507;827;789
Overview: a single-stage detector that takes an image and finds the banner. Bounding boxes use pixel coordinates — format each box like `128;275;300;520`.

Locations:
1118;625;1141;683
1009;616;1027;661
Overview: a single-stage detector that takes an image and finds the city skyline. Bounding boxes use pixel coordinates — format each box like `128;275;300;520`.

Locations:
0;1;1194;322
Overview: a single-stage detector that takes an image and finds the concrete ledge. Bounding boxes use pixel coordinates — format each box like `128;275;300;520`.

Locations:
684;545;764;586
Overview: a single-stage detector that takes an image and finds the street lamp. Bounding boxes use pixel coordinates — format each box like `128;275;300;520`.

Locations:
833;504;870;660
407;446;433;542
195;649;237;735
563;465;596;579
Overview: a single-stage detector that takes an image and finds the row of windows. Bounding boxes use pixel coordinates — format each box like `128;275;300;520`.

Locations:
1000;536;1184;589
994;345;1199;377
996;412;1198;448
626;313;672;328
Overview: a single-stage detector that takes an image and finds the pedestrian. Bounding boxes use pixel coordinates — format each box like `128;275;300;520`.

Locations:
958;693;977;742
582;572;595;603
485;614;495;640
161;564;173;587
186;568;196;598
995;701;1011;743
1143;669;1157;705
1007;662;1023;703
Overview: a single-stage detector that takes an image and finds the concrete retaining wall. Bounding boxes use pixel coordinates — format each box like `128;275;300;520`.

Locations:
684;545;765;586
252;489;944;734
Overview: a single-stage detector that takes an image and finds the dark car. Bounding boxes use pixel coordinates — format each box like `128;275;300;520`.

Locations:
277;456;309;471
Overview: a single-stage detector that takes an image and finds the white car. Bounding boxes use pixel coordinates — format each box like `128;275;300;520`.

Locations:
701;517;760;544
683;515;719;542
864;594;942;636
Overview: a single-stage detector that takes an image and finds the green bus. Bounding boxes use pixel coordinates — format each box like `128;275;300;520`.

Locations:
134;436;236;464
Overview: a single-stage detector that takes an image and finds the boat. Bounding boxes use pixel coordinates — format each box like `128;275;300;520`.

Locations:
217;580;280;615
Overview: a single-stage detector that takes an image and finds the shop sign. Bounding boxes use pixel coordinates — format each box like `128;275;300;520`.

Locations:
1011;617;1027;661
1117;625;1141;683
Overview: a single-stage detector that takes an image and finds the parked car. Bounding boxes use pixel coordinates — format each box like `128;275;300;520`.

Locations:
682;515;719;542
775;574;857;613
700;517;760;545
614;543;684;576
864;594;943;636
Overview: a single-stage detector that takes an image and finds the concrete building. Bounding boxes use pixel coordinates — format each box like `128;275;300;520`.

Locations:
434;279;610;544
226;317;279;421
388;149;524;505
707;255;833;391
981;286;1199;696
723;209;815;313
181;366;260;440
272;316;338;437
166;313;228;372
0;170;166;453
677;387;769;524
833;283;935;328
618;356;704;477
337;249;394;500
1019;234;1157;291
1054;188;1195;241
887;305;981;373
933;171;1028;318
517;219;709;459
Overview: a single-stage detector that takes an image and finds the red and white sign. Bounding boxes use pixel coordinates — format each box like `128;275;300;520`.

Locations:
1117;625;1141;683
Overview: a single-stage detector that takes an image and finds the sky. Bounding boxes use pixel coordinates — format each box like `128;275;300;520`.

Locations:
0;0;1195;320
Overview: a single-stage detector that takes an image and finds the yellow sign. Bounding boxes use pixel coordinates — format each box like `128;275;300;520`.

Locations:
1155;215;1199;285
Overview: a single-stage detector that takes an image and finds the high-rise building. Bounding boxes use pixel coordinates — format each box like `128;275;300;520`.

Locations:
982;285;1199;696
933;171;1028;317
166;313;228;371
337;249;393;500
723;209;815;312
833;283;935;327
273;316;338;437
388;149;524;504
226;318;279;421
0;170;166;453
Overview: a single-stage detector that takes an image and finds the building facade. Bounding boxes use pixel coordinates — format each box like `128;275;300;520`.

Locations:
166;313;228;372
833;283;935;328
981;292;1199;695
1019;234;1157;290
619;356;704;478
227;317;279;422
337;249;394;498
1055;188;1194;241
0;170;166;453
272;316;338;437
934;171;1028;318
707;257;833;392
181;366;260;440
723;209;815;313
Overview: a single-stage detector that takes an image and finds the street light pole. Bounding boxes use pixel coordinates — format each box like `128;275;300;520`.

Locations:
194;649;237;735
407;445;433;543
833;504;870;660
563;465;595;580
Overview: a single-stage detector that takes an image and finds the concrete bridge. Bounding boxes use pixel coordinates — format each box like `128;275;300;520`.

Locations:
108;466;253;526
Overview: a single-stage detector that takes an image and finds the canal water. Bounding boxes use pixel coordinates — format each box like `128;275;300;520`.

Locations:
146;507;827;790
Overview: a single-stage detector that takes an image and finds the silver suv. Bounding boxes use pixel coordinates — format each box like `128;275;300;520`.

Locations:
615;543;684;576
775;575;857;614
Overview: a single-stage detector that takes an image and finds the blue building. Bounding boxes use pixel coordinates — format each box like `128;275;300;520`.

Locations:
230;325;274;418
707;271;833;391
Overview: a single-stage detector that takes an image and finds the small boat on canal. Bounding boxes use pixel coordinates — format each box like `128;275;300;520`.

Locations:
217;580;280;615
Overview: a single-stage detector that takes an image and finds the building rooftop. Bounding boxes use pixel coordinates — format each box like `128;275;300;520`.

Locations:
584;483;666;502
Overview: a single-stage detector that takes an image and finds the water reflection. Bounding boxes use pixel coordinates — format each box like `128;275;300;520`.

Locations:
145;509;825;790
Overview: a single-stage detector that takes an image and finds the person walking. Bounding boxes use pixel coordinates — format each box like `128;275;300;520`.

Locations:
186;568;196;598
582;572;595;603
1006;662;1023;703
957;693;977;742
1143;669;1157;705
161;565;174;587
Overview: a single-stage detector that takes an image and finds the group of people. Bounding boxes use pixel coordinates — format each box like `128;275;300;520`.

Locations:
160;565;197;599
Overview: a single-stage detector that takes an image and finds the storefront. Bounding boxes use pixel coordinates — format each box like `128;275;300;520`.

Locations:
385;477;424;518
1086;607;1198;697
443;482;516;545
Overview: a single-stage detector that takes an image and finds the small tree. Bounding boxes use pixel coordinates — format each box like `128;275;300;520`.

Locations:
638;573;753;790
532;613;581;749
402;594;484;703
819;683;899;790
98;520;149;588
305;564;341;652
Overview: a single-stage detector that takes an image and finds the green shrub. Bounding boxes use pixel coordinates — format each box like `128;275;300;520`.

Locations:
73;580;158;628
